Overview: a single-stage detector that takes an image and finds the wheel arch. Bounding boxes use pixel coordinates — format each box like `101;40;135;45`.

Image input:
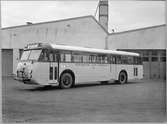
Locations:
60;69;75;85
118;69;128;80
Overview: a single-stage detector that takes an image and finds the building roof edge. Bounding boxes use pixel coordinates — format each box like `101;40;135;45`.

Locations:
109;24;166;35
2;15;94;30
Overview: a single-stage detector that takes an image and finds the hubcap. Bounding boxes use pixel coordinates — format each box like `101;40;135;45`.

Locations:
62;75;72;87
63;76;70;86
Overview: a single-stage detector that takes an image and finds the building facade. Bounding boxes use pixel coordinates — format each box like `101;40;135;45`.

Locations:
107;25;166;80
1;15;166;80
1;16;108;76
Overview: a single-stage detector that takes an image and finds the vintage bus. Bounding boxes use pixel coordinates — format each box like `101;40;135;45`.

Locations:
15;43;143;89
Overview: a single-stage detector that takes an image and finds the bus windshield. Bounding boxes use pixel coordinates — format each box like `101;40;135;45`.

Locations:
21;49;42;61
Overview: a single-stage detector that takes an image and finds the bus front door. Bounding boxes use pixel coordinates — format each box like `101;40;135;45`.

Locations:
48;52;59;86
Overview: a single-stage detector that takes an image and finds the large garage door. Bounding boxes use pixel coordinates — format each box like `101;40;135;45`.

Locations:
119;49;166;80
2;49;13;77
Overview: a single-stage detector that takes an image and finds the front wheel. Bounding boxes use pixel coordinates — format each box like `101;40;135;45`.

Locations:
59;73;73;89
118;71;127;84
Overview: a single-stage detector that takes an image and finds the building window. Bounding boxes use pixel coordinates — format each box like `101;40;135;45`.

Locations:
142;51;149;57
151;50;158;56
160;51;166;56
151;57;158;62
142;57;149;62
160;57;166;62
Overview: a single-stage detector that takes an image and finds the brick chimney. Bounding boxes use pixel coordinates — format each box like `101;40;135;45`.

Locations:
99;0;108;32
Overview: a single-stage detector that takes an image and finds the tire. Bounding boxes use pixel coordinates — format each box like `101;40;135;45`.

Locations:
60;73;73;89
118;71;127;84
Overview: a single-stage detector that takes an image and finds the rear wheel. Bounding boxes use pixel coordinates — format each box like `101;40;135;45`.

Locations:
60;73;73;89
118;71;127;84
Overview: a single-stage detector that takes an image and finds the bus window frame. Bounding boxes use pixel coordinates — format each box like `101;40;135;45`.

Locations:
59;50;72;63
38;49;49;62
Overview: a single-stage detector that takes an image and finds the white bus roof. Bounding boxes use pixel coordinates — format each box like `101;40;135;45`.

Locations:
26;43;139;56
50;44;139;56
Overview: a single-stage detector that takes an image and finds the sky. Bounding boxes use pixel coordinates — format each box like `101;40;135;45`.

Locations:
1;1;165;32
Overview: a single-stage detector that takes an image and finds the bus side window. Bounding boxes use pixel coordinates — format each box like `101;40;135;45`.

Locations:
83;55;89;63
65;54;71;62
128;56;133;64
49;51;54;62
104;56;108;64
72;54;82;63
39;49;49;62
89;55;92;63
138;57;142;64
44;50;49;62
54;52;58;62
60;53;65;62
134;57;138;65
121;56;128;64
97;55;101;63
116;56;121;64
110;56;115;64
92;55;96;63
100;55;108;64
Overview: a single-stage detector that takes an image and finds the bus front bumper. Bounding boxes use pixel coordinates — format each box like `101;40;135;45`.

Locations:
13;74;38;85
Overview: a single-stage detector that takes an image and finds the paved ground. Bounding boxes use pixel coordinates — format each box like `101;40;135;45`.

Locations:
2;77;166;123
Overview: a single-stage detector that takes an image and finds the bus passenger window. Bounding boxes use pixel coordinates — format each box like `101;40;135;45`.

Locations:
49;52;54;62
121;56;128;64
110;56;116;64
72;54;82;63
61;54;65;62
44;51;49;61
101;55;108;64
65;54;71;62
39;50;49;62
97;55;101;63
54;53;57;62
134;57;138;64
104;56;108;64
116;56;121;64
83;55;89;63
89;56;92;63
128;56;133;64
91;55;96;63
